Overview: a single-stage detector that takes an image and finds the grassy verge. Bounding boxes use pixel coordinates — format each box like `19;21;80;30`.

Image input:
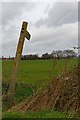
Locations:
2;59;78;111
3;110;68;118
2;82;36;111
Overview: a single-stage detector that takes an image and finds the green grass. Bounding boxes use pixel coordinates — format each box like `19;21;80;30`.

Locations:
2;59;78;101
2;82;36;111
2;59;78;111
2;59;78;90
3;110;68;118
2;59;78;117
2;82;35;102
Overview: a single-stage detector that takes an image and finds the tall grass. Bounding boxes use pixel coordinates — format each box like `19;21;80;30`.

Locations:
2;59;78;111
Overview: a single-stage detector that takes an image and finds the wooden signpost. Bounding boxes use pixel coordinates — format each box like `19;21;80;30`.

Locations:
7;21;31;99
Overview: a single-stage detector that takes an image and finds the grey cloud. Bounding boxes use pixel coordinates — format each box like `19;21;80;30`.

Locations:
35;2;78;27
2;2;35;26
2;41;17;57
78;2;80;21
2;24;78;57
23;23;78;55
0;2;2;25
2;2;78;57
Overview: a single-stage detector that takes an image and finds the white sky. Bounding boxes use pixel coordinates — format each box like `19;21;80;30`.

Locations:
0;0;79;57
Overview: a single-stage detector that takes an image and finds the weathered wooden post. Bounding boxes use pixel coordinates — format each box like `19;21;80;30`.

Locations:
7;21;31;99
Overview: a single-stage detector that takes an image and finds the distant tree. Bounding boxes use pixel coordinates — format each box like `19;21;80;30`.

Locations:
2;56;4;59
21;49;77;60
41;53;51;59
21;54;39;60
51;49;77;59
51;50;63;58
51;50;57;58
9;56;11;59
63;49;77;58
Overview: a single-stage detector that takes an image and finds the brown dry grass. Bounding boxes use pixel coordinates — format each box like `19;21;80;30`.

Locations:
8;65;80;117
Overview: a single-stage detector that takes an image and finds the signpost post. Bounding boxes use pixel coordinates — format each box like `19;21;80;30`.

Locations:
7;21;31;99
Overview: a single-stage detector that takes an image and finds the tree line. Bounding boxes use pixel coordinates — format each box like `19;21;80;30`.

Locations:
21;49;77;60
2;49;78;60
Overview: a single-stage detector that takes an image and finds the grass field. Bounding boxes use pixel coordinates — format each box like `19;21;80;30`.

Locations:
2;58;78;117
2;59;78;89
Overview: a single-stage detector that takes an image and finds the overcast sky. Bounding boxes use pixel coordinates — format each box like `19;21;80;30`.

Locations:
0;0;79;57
